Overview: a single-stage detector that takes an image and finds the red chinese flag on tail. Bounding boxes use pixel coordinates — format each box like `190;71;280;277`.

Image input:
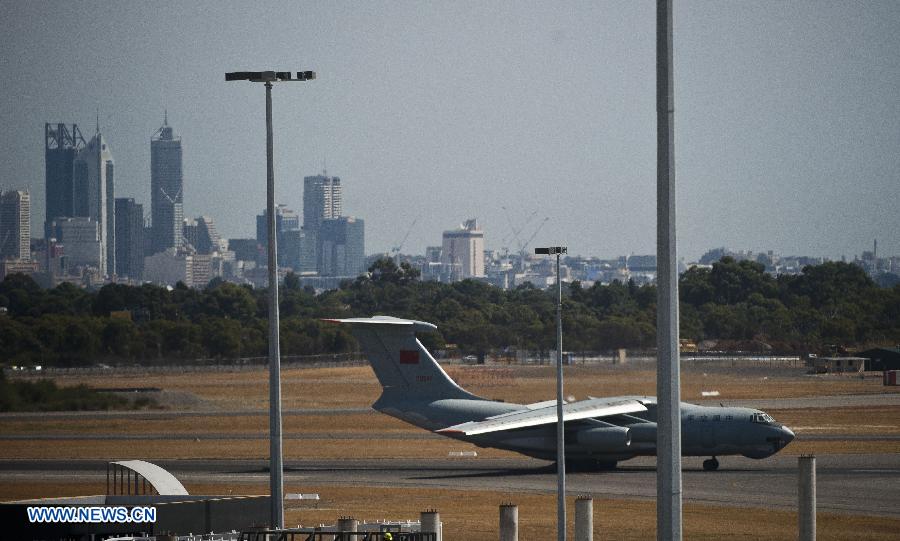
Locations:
399;350;420;364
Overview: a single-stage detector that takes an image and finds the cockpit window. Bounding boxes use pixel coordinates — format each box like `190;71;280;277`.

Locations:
751;412;776;424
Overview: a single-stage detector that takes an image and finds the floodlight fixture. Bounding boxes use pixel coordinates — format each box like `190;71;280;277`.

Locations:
534;246;567;255
225;70;317;82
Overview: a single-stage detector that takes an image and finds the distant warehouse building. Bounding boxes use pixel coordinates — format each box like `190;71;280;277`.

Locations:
858;347;900;371
807;356;866;374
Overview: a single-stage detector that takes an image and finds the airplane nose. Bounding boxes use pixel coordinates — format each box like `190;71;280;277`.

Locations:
781;426;795;444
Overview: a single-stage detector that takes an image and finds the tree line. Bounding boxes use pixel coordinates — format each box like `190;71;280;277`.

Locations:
0;257;898;367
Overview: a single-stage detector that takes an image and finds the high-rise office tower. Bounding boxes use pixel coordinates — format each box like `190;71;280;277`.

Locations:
318;216;364;277
114;198;144;280
151;113;183;254
303;172;341;228
256;204;299;247
183;215;221;254
44;123;86;238
52;217;101;270
442;218;485;279
73;125;115;276
257;204;302;268
303;172;341;271
280;229;310;272
0;190;31;261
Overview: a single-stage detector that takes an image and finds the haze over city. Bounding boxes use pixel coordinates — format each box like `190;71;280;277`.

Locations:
1;1;898;260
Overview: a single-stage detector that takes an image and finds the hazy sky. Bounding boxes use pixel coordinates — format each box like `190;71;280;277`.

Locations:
2;1;898;261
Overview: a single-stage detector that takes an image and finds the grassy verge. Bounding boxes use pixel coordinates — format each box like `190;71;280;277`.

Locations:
0;371;155;412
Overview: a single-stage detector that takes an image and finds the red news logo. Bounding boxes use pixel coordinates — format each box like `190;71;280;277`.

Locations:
399;350;420;364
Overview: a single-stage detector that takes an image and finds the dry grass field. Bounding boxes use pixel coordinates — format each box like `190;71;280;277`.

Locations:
3;363;899;538
29;363;899;411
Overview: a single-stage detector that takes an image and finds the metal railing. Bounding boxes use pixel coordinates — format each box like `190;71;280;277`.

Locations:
239;531;435;541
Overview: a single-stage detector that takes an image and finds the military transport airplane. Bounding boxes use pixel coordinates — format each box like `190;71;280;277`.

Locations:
327;316;795;471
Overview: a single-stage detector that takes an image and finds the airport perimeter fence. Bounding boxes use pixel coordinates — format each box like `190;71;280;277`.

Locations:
493;350;803;368
6;351;805;377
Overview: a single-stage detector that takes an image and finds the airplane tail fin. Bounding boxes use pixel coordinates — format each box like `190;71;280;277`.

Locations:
324;316;480;401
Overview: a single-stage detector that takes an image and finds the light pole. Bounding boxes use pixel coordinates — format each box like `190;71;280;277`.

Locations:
535;245;567;541
655;1;683;539
225;70;315;529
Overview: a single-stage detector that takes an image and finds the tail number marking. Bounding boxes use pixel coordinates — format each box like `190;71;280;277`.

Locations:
400;350;420;364
416;375;432;383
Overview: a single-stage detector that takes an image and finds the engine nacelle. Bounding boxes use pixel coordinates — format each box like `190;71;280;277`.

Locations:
575;426;631;451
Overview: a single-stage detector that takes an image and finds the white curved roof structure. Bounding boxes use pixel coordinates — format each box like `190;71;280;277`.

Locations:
112;460;188;495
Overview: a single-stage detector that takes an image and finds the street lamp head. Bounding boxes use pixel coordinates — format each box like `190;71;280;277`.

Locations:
535;246;567;255
225;70;317;83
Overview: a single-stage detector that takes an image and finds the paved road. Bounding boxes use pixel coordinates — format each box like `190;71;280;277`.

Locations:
2;453;898;518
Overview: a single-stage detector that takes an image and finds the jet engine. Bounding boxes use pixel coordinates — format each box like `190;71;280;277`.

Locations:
575;426;631;451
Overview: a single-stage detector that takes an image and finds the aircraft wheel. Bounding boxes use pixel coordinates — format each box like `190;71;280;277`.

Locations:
702;457;719;471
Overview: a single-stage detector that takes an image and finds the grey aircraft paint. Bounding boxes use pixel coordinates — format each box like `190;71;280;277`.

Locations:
330;316;794;470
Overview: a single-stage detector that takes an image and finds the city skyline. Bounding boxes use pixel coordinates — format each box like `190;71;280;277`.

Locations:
2;2;899;261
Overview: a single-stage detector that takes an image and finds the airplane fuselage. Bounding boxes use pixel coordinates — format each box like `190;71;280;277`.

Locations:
374;393;794;465
332;316;794;470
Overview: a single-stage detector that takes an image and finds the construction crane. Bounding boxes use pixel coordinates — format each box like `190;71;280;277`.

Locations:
390;216;419;264
519;216;549;261
501;206;537;258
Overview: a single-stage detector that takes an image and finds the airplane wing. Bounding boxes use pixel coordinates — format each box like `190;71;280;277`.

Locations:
437;398;647;436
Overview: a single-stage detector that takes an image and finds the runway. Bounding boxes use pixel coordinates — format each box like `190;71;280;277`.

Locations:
2;390;898;520
2;452;898;518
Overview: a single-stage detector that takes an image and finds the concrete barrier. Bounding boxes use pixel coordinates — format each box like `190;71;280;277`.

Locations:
799;455;816;541
575;495;593;541
337;515;359;540
499;503;518;541
420;509;441;541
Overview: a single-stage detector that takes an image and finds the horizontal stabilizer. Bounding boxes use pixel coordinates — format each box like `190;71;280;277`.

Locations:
437;398;647;436
322;315;437;333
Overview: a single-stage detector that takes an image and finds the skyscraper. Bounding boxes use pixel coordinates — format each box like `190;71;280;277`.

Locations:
72;126;114;276
44;123;86;238
0;190;31;261
303;172;341;271
151;113;183;254
52;217;101;270
183;215;221;254
256;204;302;268
256;204;299;247
114;198;144;280
319;216;365;277
442;218;485;279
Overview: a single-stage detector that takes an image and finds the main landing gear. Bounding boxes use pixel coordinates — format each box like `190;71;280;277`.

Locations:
702;457;720;471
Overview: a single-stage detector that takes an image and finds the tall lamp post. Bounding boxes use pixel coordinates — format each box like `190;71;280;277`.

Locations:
535;245;567;541
655;1;683;539
225;70;316;529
